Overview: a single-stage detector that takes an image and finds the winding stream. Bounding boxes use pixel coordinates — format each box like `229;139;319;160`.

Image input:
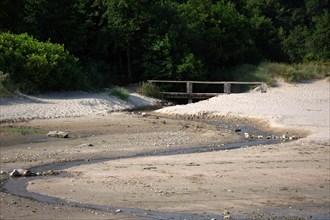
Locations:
2;120;327;220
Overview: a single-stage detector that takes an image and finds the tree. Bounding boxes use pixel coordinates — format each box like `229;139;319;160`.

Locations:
306;10;330;61
95;0;151;82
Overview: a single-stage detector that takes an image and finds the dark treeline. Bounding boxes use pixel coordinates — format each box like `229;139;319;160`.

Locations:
1;0;329;88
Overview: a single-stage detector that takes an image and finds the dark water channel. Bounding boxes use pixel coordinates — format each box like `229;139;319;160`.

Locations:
1;120;328;220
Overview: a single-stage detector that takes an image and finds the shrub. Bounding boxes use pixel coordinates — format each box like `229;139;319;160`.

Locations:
137;82;164;99
0;32;86;93
109;86;129;101
0;71;11;97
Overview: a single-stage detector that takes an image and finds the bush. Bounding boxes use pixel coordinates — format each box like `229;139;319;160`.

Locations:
137;82;164;99
0;32;86;93
0;71;10;97
109;86;129;101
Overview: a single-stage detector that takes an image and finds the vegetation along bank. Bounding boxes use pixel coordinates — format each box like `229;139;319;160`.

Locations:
0;0;329;95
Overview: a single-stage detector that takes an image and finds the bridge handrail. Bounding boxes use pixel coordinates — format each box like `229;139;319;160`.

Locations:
147;80;267;103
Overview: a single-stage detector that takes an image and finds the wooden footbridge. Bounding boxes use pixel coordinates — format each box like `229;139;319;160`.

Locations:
148;80;267;103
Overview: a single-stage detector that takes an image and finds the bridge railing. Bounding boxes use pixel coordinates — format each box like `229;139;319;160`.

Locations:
148;80;267;103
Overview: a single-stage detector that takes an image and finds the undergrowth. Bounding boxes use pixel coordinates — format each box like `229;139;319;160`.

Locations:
137;82;164;99
227;62;329;86
109;86;129;101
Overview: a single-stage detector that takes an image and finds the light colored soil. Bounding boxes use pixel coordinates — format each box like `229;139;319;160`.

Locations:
1;80;329;219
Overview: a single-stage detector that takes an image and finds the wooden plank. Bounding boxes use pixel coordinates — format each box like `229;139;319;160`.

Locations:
148;80;266;85
147;80;267;102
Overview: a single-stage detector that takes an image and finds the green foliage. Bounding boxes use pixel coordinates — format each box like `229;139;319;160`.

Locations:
0;71;10;97
0;32;85;93
0;0;329;90
109;86;129;101
137;82;163;99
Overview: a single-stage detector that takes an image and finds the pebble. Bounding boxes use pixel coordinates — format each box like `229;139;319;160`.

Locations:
234;128;241;132
223;215;231;219
79;143;94;147
115;209;122;214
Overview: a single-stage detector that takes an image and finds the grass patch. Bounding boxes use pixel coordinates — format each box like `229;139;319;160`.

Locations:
265;62;330;82
109;86;130;101
2;126;44;135
226;62;330;87
137;82;164;99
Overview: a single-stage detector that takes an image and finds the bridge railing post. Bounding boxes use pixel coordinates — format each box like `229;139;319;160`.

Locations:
261;83;267;93
224;83;231;94
187;81;193;103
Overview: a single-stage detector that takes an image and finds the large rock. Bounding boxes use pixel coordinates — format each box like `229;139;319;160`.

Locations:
47;130;69;138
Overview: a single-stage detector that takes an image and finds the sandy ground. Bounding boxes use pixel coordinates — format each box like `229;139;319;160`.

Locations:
0;91;162;123
1;80;329;219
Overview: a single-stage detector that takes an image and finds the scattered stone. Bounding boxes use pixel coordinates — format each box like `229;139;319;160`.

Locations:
141;112;147;117
223;214;231;219
289;136;299;140
223;210;230;215
47;131;69;138
0;170;7;175
234;128;241;132
10;169;36;177
42;170;59;176
244;133;250;139
115;209;122;214
9;169;59;177
257;135;264;139
79;143;94;147
10;169;21;177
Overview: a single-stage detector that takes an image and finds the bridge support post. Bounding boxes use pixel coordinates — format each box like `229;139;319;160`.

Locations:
224;83;231;94
186;82;193;103
261;83;267;93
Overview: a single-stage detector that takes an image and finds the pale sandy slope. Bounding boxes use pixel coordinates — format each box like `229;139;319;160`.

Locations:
156;80;330;142
0;91;160;122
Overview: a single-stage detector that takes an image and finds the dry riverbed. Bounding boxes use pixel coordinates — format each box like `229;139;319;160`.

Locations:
0;112;328;219
0;80;329;219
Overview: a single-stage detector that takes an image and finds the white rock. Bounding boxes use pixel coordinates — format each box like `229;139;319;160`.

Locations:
47;131;69;138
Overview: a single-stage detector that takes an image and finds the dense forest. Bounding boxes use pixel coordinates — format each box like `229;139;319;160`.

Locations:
0;0;329;93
